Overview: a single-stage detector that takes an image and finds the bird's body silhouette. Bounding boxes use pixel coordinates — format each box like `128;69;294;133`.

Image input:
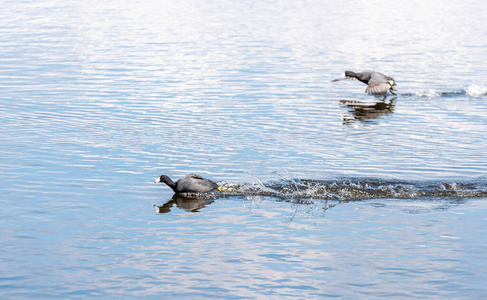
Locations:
335;70;397;95
155;174;220;194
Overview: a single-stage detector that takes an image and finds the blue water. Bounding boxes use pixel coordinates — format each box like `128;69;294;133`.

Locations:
1;0;487;298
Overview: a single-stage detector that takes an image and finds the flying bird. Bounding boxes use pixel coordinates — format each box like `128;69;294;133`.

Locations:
333;70;397;95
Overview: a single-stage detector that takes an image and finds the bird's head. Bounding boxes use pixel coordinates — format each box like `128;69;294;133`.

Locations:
155;175;171;184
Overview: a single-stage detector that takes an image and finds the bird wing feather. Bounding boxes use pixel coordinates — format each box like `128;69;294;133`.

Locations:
366;72;392;94
365;83;390;94
178;174;218;193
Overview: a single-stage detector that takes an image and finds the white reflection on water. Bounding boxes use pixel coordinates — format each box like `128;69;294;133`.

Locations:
2;0;486;181
3;196;486;298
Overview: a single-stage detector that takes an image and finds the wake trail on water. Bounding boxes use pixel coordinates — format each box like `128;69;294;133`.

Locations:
218;174;487;201
397;82;487;98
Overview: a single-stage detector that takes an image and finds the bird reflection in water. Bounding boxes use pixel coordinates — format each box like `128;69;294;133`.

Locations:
154;194;215;213
340;97;396;123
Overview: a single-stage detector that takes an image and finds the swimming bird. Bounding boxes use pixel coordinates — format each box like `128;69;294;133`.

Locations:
154;174;220;194
335;70;397;95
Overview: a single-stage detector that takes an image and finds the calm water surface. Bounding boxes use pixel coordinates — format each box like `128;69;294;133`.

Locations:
1;0;486;298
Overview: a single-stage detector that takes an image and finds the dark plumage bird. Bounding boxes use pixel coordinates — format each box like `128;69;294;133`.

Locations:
336;70;397;95
155;174;220;194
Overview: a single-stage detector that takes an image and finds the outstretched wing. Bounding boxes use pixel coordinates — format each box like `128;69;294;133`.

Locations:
365;72;393;94
365;83;390;94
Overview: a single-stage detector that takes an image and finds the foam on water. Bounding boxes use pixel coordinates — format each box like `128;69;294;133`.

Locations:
396;82;487;98
218;173;487;201
466;82;487;97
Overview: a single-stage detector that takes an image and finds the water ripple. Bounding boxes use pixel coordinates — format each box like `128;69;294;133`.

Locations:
1;0;487;298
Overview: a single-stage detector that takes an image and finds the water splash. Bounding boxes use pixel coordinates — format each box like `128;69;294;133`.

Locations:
414;89;444;98
218;175;487;201
466;82;487;97
412;89;464;98
400;83;486;98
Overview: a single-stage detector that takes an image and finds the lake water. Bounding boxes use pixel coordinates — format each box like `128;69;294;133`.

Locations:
1;0;486;298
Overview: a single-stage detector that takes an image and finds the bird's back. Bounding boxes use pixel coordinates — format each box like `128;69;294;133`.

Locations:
365;72;395;94
176;174;219;193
